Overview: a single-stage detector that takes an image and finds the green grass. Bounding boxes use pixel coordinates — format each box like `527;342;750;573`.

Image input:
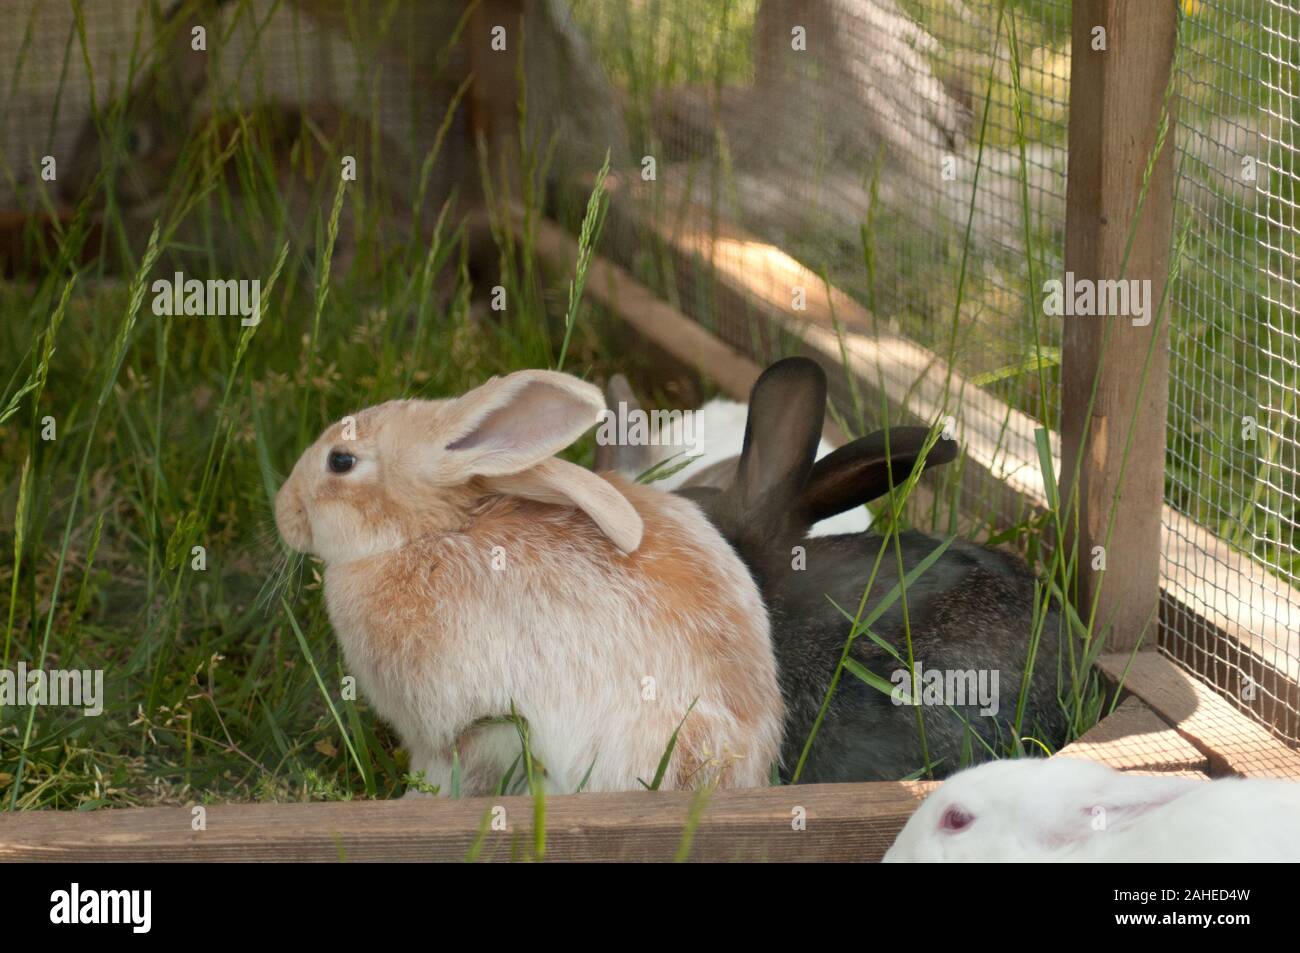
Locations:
0;237;627;808
0;194;647;808
0;6;634;806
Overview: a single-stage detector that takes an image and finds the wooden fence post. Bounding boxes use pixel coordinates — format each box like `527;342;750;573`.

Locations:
1059;1;1178;653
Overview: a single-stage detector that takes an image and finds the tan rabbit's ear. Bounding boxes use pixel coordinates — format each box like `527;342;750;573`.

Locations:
436;369;606;482
487;458;644;554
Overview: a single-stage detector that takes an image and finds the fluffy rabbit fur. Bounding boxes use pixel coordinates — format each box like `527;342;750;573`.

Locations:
275;369;782;795
596;381;870;536
885;756;1300;862
601;359;1067;783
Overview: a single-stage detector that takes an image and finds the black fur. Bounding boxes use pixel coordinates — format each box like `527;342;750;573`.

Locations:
680;358;1067;783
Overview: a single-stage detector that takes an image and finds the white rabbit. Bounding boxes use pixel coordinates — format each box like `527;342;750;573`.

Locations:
604;392;872;537
884;756;1300;862
275;369;783;796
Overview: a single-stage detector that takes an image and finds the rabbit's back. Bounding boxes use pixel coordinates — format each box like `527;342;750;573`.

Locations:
770;530;1065;782
1085;778;1300;861
326;478;782;790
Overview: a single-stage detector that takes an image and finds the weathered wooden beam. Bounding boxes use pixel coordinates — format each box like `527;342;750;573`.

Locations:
1055;695;1209;778
498;207;852;447
1059;1;1178;652
1098;651;1300;780
0;780;932;863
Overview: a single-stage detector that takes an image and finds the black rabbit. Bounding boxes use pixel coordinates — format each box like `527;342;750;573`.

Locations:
604;358;1068;782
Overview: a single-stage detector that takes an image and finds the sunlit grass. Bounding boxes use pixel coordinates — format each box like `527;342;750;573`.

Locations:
0;9;629;807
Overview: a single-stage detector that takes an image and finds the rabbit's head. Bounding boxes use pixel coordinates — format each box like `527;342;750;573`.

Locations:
883;757;1200;862
62;0;220;207
681;358;958;558
275;370;644;565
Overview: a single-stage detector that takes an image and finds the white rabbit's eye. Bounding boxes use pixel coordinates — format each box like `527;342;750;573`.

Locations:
327;450;356;474
939;805;974;833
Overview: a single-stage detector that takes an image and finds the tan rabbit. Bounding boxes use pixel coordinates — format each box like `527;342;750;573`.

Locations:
275;369;783;795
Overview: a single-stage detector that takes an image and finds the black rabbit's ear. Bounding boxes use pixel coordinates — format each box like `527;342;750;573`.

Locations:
800;426;959;523
731;357;827;517
593;374;651;474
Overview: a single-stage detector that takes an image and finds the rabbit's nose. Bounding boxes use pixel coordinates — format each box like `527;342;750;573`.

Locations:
274;485;311;552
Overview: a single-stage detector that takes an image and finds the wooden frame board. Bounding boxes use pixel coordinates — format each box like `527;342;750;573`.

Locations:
0;781;932;863
9;662;1283;862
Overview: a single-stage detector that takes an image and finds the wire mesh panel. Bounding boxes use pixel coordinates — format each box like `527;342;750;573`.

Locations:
568;0;1071;530
569;0;1300;744
1164;0;1300;743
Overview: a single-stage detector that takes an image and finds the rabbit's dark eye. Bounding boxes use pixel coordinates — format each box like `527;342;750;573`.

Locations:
327;450;356;474
125;124;151;156
939;805;974;833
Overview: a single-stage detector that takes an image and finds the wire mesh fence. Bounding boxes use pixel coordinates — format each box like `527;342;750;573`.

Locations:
570;0;1072;535
570;0;1300;745
1164;0;1300;743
